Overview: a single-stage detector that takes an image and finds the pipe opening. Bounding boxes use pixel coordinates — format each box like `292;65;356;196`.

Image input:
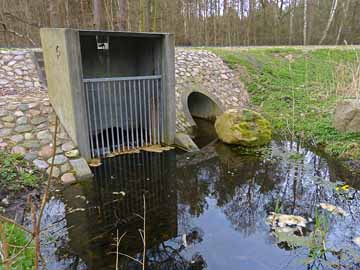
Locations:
187;92;221;148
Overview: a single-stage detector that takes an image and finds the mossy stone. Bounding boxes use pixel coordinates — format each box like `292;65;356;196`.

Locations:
214;109;272;147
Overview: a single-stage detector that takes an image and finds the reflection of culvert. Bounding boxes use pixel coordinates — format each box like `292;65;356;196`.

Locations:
182;89;224;129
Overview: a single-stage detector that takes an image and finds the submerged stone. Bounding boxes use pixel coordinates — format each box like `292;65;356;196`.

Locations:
61;173;76;184
70;158;93;180
319;203;348;217
215;109;272;147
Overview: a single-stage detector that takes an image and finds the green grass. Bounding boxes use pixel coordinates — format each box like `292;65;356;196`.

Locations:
0;223;35;270
0;151;40;193
209;47;360;160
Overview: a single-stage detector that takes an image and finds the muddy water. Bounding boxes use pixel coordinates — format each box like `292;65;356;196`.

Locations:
39;140;360;270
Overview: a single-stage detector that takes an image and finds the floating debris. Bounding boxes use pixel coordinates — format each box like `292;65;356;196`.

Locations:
267;212;307;228
142;145;175;153
112;191;126;196
319;203;348;217
67;208;86;214
88;158;102;167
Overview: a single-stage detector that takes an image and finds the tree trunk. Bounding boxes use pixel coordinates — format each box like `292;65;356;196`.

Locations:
319;0;338;45
335;0;350;45
289;0;295;45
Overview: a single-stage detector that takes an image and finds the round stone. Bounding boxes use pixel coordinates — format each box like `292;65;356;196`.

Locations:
0;109;8;117
31;116;47;125
33;159;49;170
14;111;24;117
11;146;26;155
28;110;40;117
60;163;71;174
18;104;29;111
48;154;68;165
0;128;12;137
10;134;24;143
15;125;32;133
2;115;15;122
24;133;33;140
16;116;28;125
37;130;52;141
38;145;55;159
22;140;41;149
46;167;60;178
61;173;76;184
0;142;8;149
61;142;74;152
24;152;38;161
65;149;79;158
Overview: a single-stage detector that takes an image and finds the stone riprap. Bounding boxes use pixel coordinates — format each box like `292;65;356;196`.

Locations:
0;50;44;96
175;48;248;133
0;94;82;182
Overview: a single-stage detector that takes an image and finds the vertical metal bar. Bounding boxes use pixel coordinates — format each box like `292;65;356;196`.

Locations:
124;81;130;150
151;79;156;144
147;79;152;145
97;82;105;157
119;81;125;151
156;79;161;144
113;81;121;153
138;79;144;147
91;82;100;158
109;82;115;153
134;79;139;148
142;80;148;146
160;79;164;143
84;83;94;158
103;82;110;155
129;80;134;149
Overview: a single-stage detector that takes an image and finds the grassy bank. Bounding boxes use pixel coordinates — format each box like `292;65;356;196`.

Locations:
209;47;360;161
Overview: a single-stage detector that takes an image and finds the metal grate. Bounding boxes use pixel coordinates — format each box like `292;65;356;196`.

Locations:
84;75;164;158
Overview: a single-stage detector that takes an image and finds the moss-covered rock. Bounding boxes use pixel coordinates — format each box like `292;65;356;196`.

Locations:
214;109;272;147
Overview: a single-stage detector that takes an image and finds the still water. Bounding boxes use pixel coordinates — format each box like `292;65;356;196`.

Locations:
39;141;360;270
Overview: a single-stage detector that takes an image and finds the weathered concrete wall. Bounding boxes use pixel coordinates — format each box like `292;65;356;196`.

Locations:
0;50;44;96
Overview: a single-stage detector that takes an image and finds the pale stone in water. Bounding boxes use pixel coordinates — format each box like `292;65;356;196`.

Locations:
353;237;360;247
33;159;49;170
61;173;76;184
70;158;93;180
319;203;348;217
267;213;307;228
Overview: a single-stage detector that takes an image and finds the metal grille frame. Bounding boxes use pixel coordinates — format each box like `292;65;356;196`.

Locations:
84;75;165;158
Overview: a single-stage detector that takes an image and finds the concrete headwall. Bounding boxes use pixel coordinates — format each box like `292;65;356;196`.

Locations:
0;50;44;96
0;48;249;133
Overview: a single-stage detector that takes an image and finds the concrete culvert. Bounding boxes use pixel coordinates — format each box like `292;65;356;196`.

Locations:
187;91;222;122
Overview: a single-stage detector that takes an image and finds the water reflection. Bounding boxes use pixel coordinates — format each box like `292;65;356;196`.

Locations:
42;140;360;270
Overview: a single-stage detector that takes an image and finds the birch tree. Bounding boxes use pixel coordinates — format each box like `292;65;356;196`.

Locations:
319;0;338;45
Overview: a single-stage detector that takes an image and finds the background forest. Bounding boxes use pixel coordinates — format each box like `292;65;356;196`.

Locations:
1;0;360;47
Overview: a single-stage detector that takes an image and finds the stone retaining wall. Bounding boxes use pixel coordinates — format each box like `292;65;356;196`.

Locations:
0;50;44;96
